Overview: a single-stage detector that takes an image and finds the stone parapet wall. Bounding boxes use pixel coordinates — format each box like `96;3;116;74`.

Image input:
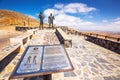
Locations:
16;26;38;31
60;27;120;54
86;35;120;54
0;29;38;69
55;28;72;48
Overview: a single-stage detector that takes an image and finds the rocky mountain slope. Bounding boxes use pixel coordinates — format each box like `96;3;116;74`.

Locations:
0;10;39;26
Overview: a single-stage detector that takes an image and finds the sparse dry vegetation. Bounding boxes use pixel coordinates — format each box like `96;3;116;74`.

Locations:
0;10;39;27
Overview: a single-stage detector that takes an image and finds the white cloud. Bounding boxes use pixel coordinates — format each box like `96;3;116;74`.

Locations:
44;3;96;29
43;3;120;32
43;9;59;22
53;3;96;14
100;25;120;32
113;21;120;24
102;20;108;23
93;20;120;32
54;4;64;9
114;17;120;21
44;9;58;16
78;22;120;32
63;3;96;14
54;13;83;27
54;13;96;29
64;8;77;13
44;3;96;17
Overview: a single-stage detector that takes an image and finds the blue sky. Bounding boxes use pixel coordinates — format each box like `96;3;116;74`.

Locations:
0;0;120;31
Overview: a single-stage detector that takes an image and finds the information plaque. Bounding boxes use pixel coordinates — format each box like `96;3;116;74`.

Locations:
17;46;42;73
9;45;73;79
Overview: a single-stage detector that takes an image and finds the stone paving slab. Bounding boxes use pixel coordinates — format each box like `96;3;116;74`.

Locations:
29;30;60;45
28;32;120;80
62;35;120;80
0;30;120;80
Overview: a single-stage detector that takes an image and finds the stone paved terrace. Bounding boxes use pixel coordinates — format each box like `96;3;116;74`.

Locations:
0;29;120;80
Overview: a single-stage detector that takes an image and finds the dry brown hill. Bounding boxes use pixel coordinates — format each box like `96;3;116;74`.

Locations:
0;10;39;27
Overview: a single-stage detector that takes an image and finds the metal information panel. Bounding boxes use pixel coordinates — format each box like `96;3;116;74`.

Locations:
10;45;73;79
43;46;71;71
17;46;42;73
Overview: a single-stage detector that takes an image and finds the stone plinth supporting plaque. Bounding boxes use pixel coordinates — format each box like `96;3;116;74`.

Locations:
9;45;73;80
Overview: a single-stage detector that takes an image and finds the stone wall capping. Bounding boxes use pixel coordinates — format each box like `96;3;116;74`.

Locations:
65;27;120;53
55;28;72;48
10;33;33;47
16;26;38;31
0;28;37;63
78;32;118;42
27;29;38;34
0;43;21;62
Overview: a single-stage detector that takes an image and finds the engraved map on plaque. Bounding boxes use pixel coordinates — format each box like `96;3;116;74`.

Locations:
43;45;71;71
17;46;42;73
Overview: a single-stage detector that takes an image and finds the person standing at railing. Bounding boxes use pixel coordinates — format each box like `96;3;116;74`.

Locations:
39;12;44;30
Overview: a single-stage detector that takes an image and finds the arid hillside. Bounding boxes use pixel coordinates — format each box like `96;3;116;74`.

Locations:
0;10;40;50
0;10;49;50
0;10;39;27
